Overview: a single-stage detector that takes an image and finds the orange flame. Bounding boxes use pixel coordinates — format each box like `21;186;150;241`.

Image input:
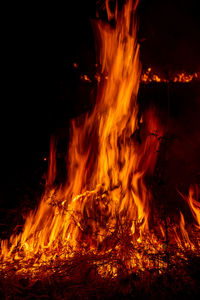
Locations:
1;0;200;278
77;67;199;84
179;185;200;229
141;68;199;83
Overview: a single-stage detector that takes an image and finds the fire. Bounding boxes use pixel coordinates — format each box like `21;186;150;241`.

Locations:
76;66;199;84
173;72;198;83
179;185;200;229
141;68;166;83
1;0;200;281
141;68;199;83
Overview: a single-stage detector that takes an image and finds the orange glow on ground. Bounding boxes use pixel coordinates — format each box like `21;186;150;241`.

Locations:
1;0;200;282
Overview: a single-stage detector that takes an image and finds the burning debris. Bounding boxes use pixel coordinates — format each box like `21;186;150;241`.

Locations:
75;65;199;84
1;0;200;298
141;68;199;83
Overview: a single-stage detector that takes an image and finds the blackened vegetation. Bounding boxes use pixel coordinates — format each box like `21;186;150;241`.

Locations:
0;235;200;299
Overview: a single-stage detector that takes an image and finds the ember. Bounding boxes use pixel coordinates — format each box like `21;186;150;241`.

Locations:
141;68;199;83
78;66;199;84
1;0;200;298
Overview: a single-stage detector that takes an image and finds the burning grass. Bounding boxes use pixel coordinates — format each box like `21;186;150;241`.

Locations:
1;214;200;299
1;0;200;298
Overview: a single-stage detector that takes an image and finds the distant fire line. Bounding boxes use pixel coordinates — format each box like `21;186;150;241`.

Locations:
73;63;199;83
141;68;199;83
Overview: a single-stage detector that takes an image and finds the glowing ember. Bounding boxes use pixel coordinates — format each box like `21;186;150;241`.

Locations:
141;68;199;83
173;72;198;83
0;0;200;281
75;66;199;84
80;74;92;82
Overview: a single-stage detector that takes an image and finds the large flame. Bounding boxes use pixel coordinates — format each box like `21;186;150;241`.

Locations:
1;0;200;278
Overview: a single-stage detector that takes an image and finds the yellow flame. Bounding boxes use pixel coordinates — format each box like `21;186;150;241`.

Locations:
1;0;199;278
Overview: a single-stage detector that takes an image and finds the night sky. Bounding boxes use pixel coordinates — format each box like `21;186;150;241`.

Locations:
0;0;199;207
138;0;200;74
